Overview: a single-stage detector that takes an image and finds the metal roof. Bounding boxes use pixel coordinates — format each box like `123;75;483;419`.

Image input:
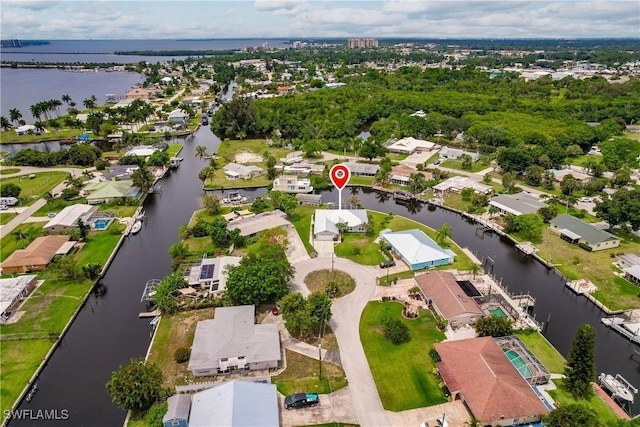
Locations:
550;214;619;246
380;229;454;267
189;380;278;427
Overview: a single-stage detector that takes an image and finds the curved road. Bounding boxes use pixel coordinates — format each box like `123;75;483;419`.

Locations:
292;256;391;427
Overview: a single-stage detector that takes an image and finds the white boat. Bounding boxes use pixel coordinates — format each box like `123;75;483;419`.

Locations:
221;191;248;205
598;373;637;403
130;220;142;235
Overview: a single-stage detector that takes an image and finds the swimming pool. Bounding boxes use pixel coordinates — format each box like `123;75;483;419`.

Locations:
93;218;112;230
488;306;507;318
504;349;533;379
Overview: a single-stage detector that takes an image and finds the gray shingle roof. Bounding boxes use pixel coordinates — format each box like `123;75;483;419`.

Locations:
162;394;191;424
489;193;547;215
550;214;619;246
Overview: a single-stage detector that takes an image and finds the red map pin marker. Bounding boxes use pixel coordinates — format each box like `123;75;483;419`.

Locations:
330;164;351;190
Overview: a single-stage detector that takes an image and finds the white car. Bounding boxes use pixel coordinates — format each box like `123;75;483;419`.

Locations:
578;197;592;203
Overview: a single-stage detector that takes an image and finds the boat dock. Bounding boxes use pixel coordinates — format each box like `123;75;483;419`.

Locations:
139;310;160;318
592;382;632;420
515;241;538;255
601;313;640;345
566;278;598;295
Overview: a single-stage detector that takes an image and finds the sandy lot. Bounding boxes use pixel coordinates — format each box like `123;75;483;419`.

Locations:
235;152;263;163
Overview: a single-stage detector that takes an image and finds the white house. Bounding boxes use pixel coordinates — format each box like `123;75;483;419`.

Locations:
223;163;265;180
313;209;368;241
43;204;96;234
188;305;281;376
168;109;189;124
124;145;159;158
488;193;547;216
439;147;480;161
272;175;313;193
380;229;455;270
387;137;435;154
183;256;241;296
433;176;492;195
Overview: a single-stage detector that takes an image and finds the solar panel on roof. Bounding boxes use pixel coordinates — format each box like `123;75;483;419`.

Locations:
456;280;481;297
200;264;215;280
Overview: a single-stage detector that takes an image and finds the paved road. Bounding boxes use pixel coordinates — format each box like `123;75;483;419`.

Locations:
292;256;391;427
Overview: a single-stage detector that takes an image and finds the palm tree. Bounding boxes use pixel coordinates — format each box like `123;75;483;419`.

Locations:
51;99;63;117
195;145;208;159
61;94;72;105
436;223;452;245
408;173;426;195
0;116;11;132
9;108;22;125
44;191;54;212
33;121;46;134
30;104;42;121
471;263;483;279
83;97;96;110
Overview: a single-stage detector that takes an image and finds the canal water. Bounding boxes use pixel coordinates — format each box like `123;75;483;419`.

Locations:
13;177;639;424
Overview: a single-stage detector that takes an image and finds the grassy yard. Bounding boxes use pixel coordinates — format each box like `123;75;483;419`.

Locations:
0;168;21;175
0;222;47;262
514;330;566;374
0;129;83;144
360;301;447;411
304;270;356;297
289;205;317;255
440;157;491;173
33;197;85;216
272;350;347;396
535;228;640;310
203;166;272;189
378;269;415;286
547;379;619;423
147;308;215;389
75;230;122;266
348;176;375;186
166;143;183;157
97;203;139;218
215;139;291;164
3;172;69;202
0;212;17;225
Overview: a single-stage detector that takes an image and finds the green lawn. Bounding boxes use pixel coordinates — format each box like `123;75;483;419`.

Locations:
166;143;183;157
203;167;272;189
75;230;122;266
2;172;69;202
215;138;291;164
97;203;139;218
360;301;447;411
440;156;491;173
0;212;17;225
33;197;85;216
0;168;21;175
304;269;356;297
547;379;619;423
348;176;375;186
378;269;415;286
0;222;47;262
514;330;566;374
0;128;83;144
535;228;640;310
272;349;347;396
289;205;317;255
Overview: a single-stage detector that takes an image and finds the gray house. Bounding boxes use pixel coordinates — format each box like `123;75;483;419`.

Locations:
488;193;547;216
223;163;265;180
189;380;279;427
162;394;190;427
549;214;620;251
188;305;281;377
341;162;380;177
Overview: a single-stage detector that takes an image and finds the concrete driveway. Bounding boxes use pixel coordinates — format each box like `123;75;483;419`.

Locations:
291;256;390;426
280;387;357;427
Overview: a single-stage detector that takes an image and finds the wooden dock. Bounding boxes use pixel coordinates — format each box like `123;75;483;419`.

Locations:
139;310;160;318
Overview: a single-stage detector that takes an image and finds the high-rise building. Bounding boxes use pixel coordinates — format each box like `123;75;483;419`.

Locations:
347;38;379;49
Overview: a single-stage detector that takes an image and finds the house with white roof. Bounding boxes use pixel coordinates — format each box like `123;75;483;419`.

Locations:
380;229;455;270
188;380;279;427
314;209;368;241
223;163;265;180
272;175;313;193
439;147;479;161
43;204;97;234
124;145;159;158
188;305;281;376
433;176;492;195
489;193;547;216
168;109;189;124
387;137;435;155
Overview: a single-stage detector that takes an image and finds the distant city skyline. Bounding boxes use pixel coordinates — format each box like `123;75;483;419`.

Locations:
1;1;639;40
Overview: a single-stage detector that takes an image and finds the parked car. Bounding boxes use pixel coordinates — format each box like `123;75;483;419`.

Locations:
284;393;319;409
380;259;396;269
0;205;7;211
578;197;592;203
433;159;441;165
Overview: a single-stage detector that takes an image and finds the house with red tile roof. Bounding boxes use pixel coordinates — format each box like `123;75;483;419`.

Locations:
415;271;483;327
435;337;549;426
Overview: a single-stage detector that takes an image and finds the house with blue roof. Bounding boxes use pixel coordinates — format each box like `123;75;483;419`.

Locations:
380;229;455;270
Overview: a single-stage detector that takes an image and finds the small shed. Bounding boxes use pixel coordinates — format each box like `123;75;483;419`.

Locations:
162;394;190;427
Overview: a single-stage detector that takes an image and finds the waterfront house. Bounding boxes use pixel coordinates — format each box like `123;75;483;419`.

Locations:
380;229;455;270
433;176;492;195
226;210;290;237
162;394;190;427
15;124;36;136
168;109;189;125
188;305;281;377
387;137;435;155
283;162;325;176
272;175;313;193
124;145;159;158
43;204;96;234
125;87;153;100
183;256;241;296
415;271;483;327
296;194;322;206
549;214;620;251
435;337;549;426
390;165;432;187
340;162;379;177
223;163;265;180
1;235;73;274
83;181;141;204
488;193;547;216
313;209;368;241
0;275;38;321
102;165;139;181
188;380;279;427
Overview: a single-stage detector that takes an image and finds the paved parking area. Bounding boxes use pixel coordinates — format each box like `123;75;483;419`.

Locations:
386;400;471;427
280;387;357;427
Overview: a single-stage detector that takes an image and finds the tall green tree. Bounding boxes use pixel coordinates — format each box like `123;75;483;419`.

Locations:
564;324;596;399
132;165;155;193
106;359;164;412
474;316;513;337
542;403;601;427
435;223;452;244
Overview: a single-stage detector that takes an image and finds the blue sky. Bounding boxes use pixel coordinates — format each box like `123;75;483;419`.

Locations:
1;1;639;39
